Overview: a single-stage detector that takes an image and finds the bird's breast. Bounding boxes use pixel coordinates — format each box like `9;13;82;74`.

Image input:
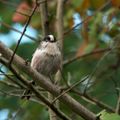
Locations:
31;42;61;76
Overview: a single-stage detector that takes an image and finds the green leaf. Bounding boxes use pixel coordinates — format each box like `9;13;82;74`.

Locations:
98;110;120;120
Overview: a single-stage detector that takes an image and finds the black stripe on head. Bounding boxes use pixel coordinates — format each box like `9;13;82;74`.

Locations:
43;35;56;42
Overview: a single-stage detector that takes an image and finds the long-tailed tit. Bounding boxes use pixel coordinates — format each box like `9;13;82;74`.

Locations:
22;35;61;99
31;34;62;77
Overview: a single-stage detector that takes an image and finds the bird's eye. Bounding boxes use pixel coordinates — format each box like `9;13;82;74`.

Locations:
43;36;50;41
47;37;50;41
43;35;56;42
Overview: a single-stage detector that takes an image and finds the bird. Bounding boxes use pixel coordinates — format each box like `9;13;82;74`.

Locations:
22;34;62;99
31;34;62;77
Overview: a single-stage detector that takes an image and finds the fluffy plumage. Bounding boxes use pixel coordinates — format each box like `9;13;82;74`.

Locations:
31;35;61;76
21;35;61;99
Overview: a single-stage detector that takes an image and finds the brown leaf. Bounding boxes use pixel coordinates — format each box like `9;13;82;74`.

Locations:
12;1;31;23
76;0;90;15
68;18;74;28
111;0;120;8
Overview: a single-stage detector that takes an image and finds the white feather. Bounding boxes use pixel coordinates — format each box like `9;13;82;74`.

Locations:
48;35;54;41
31;41;61;68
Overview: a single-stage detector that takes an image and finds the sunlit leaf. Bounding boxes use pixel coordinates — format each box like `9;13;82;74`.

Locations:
99;110;120;120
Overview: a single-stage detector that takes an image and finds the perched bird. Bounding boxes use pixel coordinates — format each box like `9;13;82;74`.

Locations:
31;34;62;77
22;35;61;99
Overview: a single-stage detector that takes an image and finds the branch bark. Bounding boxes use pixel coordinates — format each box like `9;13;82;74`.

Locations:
0;41;97;120
40;0;49;36
0;57;71;120
56;0;64;50
39;1;57;119
47;0;65;119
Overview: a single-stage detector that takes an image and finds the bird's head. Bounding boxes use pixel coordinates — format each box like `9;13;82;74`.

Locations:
43;35;56;43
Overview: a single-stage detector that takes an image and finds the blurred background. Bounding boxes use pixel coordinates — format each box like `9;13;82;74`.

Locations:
0;0;120;120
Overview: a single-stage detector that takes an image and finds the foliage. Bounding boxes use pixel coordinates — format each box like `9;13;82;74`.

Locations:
99;110;120;120
0;0;120;120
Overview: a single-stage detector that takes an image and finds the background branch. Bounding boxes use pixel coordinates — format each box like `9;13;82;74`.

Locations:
0;41;97;120
64;48;111;66
9;1;39;65
0;57;71;120
40;0;49;36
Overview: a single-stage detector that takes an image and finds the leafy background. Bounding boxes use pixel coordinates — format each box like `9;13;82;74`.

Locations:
0;0;120;120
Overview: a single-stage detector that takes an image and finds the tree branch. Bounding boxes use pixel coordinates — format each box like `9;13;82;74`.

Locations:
0;57;71;120
39;0;49;36
56;0;64;50
0;21;37;42
64;48;111;66
64;0;111;35
71;89;115;113
9;1;39;65
0;69;24;88
0;41;97;120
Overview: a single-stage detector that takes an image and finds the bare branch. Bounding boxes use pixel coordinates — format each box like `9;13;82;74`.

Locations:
116;95;120;114
39;0;49;36
0;57;71;120
110;77;120;114
0;80;20;89
64;48;111;66
0;69;24;88
52;76;89;103
9;1;39;65
71;89;115;113
0;21;37;42
64;0;111;35
0;41;97;120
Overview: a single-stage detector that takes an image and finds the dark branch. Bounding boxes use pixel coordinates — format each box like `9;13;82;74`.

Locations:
0;41;97;120
64;48;111;66
64;0;111;35
0;57;71;120
9;1;39;65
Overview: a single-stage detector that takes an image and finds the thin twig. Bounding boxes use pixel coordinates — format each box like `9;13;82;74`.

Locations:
0;41;97;120
8;0;48;64
0;21;37;42
0;80;19;89
111;77;120;114
71;89;115;112
48;0;64;119
64;0;111;35
15;10;30;17
0;88;43;105
83;34;120;93
52;47;113;103
52;76;89;103
64;48;111;66
111;76;119;97
116;94;120;114
9;1;39;65
0;69;24;88
0;57;71;120
0;73;14;76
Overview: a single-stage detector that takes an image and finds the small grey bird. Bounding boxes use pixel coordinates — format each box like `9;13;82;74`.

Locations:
31;34;62;77
22;35;61;99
